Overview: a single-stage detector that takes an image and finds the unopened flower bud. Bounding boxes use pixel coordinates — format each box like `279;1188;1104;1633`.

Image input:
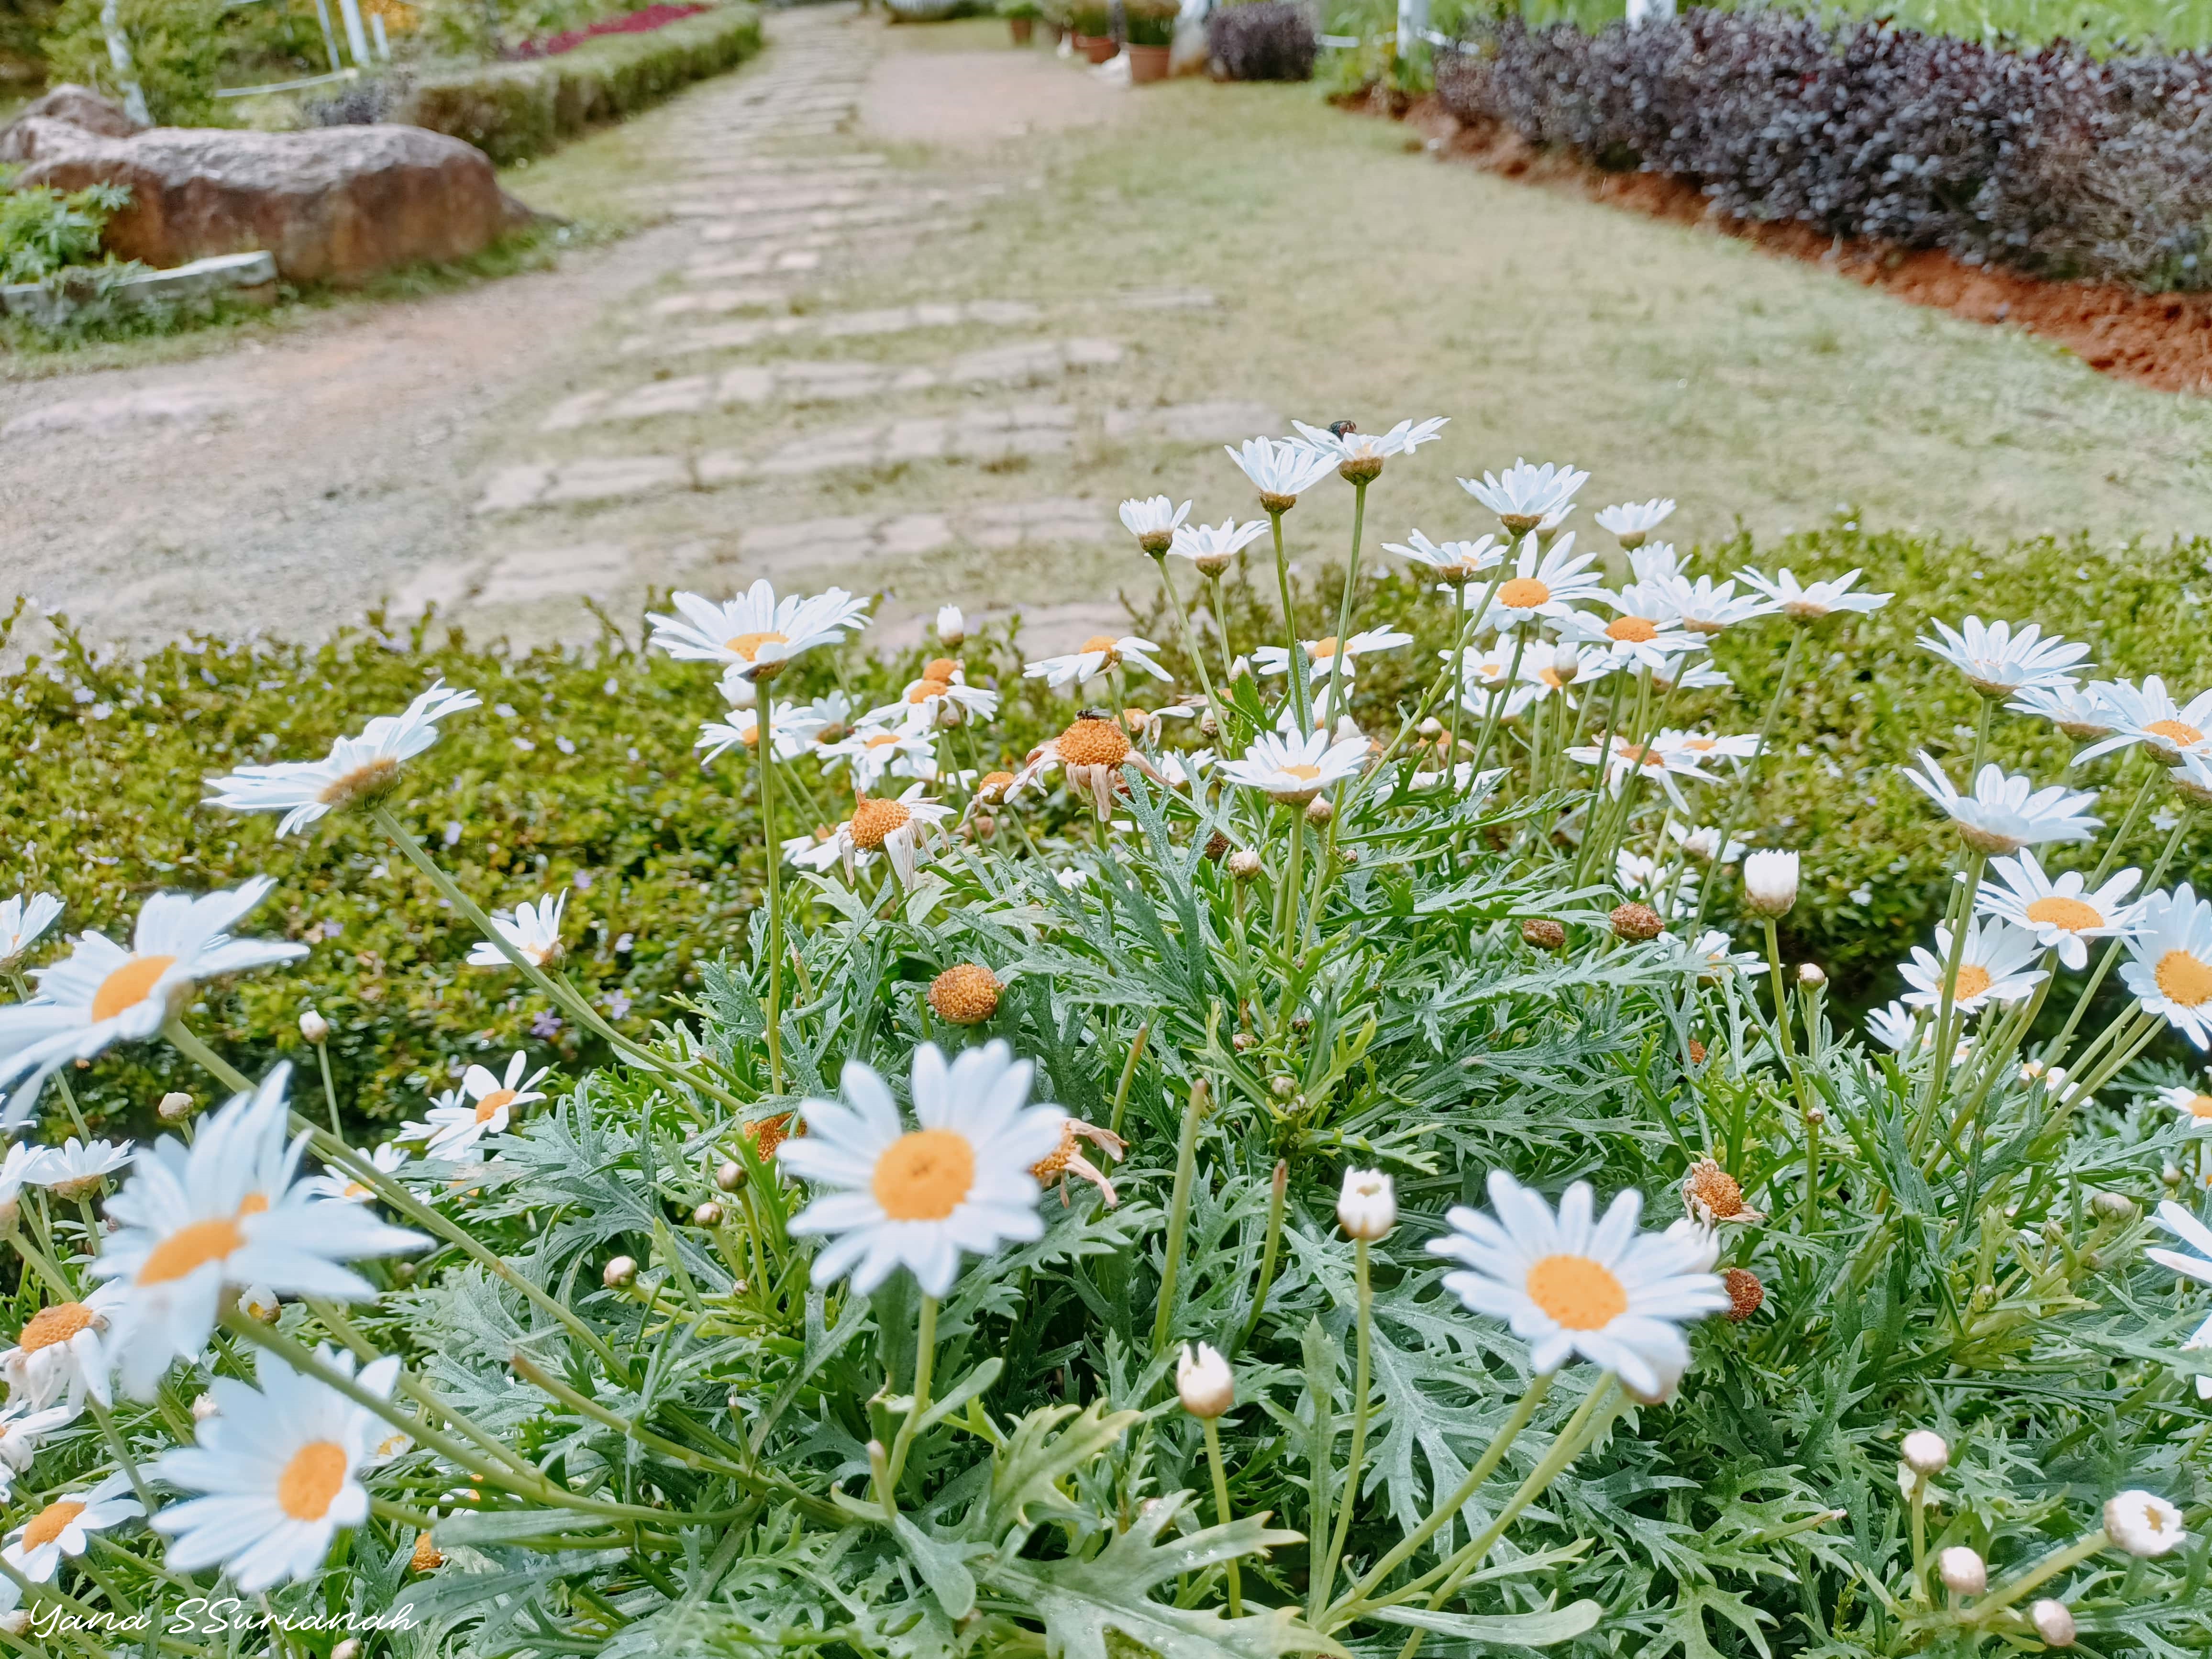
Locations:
157;1091;195;1123
1417;716;1443;737
1176;1341;1235;1419
1521;917;1566;951
717;1160;745;1192
1232;1031;1257;1052
1805;1104;1825;1126
1742;849;1800;918
1337;1169;1396;1240
693;1201;725;1228
1227;655;1252;684
1797;962;1825;989
2164;1163;2185;1188
1305;796;1334;827
241;1285;281;1324
0;1612;27;1639
300;1009;330;1044
192;1392;221;1421
1938;1546;1986;1596
1271;1075;1296;1098
935;604;965;648
332;1641;362;1659
2030;1600;2075;1647
2090;1190;2136;1221
1199;711;1220;740
603;1255;638;1289
1228;849;1262;881
1902;1429;1949;1475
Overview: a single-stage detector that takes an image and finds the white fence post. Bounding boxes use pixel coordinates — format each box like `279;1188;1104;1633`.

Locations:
338;0;372;66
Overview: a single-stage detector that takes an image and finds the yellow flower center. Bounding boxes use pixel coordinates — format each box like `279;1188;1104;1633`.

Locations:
850;797;913;851
863;732;902;749
723;630;788;662
137;1194;264;1287
18;1303;95;1353
1279;763;1323;781
318;756;401;809
1305;637;1340;661
1954;965;1993;1000
907;678;953;705
1524;1254;1628;1331
1680;737;1717;752
1495;577;1551;610
871;1128;975;1221
2146;719;2203;746
1078;636;1122;666
2025;896;2103;932
276;1440;350;1521
2157;949;2212;1007
474;1088;518;1125
22;1499;85;1550
91;954;178;1023
1606;616;1659;643
2188;1095;2212;1119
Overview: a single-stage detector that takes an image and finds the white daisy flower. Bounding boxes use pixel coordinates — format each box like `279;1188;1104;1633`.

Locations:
0;1142;44;1214
824;785;956;888
783;828;848;874
823;724;940;795
1868;1000;1924;1052
1651;653;1734;693
1654;572;1778;637
0;1400;76;1499
2;1471;140;1582
865;670;1000;733
1657;730;1761;770
1518;641;1615;705
0;894;62;974
1252;627;1412;684
2010;681;2119;741
301;1141;410;1204
1290;416;1449;481
1899;918;2047;1014
779;1041;1066;1297
154;1345;401;1592
1383;529;1506;587
2151;1199;2212;1289
1428;1171;1726;1400
203;682;482;838
2073;676;2212;766
1466;533;1606;630
1902;753;2100;856
2157;1084;2212;1132
1559;604;1703;672
1221;729;1369;806
0;1278;130;1411
28;1136;132;1201
1735;567;1892;619
91;1066;424;1400
2102;1489;2189;1559
1594;498;1676;548
1974;851;2141;970
465;893;565;971
1669;822;1747;864
1169;518;1271;576
2122;885;2212;1048
402;1053;550;1160
1567;735;1715;812
1460;460;1590;533
1918;617;2090;698
1225;435;1338;508
1119;495;1192;551
0;877;308;1128
647;582;871;682
1022;634;1170;691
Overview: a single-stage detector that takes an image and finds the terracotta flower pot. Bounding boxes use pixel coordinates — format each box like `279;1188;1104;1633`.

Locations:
1009;15;1033;43
1076;32;1117;62
1127;41;1169;81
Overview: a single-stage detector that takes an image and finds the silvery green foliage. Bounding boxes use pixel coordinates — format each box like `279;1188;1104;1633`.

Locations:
1438;13;2212;290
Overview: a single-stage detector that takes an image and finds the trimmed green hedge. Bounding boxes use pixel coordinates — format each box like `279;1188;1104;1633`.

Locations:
399;2;763;165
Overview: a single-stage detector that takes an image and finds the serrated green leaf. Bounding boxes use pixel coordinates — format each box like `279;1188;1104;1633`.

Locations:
1363;1598;1604;1646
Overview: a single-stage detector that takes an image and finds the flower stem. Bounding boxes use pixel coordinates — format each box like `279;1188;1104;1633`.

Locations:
1324;480;1368;734
1156;553;1224;731
1467;630;1528;787
1962;1528;2110;1625
883;1294;938;1503
758;701;788;1094
162;1018;252;1095
1269;510;1311;735
1151;1080;1210;1354
1107;1021;1150;1141
1915;851;1988;1139
1203;1418;1243;1616
1237;1160;1289;1353
1693;627;1806;931
313;1040;343;1139
1314;1238;1374;1616
86;1394;155;1514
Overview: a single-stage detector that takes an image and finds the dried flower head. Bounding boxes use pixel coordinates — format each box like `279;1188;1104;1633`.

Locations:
1682;1158;1763;1225
1722;1266;1764;1322
848;795;914;852
1030;1116;1127;1207
1611;902;1664;942
411;1531;444;1573
928;964;1003;1027
1522;918;1566;950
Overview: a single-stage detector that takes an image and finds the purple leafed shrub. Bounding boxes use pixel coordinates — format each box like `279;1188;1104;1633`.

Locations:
1208;0;1317;82
1435;13;2212;291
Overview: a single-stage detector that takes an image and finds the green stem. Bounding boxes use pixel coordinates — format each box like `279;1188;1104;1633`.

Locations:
1237;1160;1289;1353
1156;554;1224;731
1915;851;1988;1141
1151;1081;1210;1354
759;699;787;1094
313;1039;343;1140
1324;480;1369;734
1693;628;1806;930
1314;1239;1374;1616
1203;1418;1243;1615
85;1394;155;1515
883;1294;938;1503
1962;1529;2110;1625
1107;1022;1150;1141
1467;631;1528;786
163;1019;251;1095
1269;511;1310;735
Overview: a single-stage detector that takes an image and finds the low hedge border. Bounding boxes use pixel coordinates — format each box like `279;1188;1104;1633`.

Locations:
398;1;762;166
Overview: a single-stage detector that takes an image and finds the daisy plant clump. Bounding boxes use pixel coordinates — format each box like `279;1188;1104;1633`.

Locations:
0;427;2203;1657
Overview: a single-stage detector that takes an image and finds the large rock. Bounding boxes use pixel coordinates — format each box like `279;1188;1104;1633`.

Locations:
7;122;536;285
0;83;144;154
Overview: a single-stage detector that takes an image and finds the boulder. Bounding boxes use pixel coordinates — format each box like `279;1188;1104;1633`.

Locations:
0;84;144;156
8;123;537;285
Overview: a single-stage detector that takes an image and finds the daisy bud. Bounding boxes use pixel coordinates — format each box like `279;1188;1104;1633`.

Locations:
1742;849;1800;918
1337;1169;1396;1240
2030;1600;2076;1647
935;605;965;647
1797;962;1826;989
241;1284;281;1324
1228;655;1252;684
693;1201;725;1228
1938;1547;1986;1596
717;1160;745;1192
1305;796;1334;827
1199;711;1220;740
1804;1104;1825;1126
1232;1031;1257;1052
1176;1342;1235;1420
1521;917;1566;951
1228;849;1263;881
1722;1266;1764;1322
300;1008;330;1044
191;1392;221;1421
333;1642;363;1659
1902;1429;1949;1475
2165;1163;2185;1188
603;1255;638;1289
0;1611;26;1638
2103;1490;2188;1557
1610;902;1663;942
2089;1190;2135;1221
157;1090;196;1122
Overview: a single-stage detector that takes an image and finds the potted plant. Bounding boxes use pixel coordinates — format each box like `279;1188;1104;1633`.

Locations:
998;0;1040;45
1123;0;1177;80
1069;0;1116;62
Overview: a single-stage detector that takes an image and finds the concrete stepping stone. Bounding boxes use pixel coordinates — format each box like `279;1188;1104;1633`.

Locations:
1117;286;1219;311
626;299;1044;360
650;286;788;318
682;250;823;281
475;542;636;605
1105;399;1283;443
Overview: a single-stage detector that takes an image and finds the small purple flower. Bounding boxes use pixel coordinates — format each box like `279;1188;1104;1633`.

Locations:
531;1009;564;1039
605;990;632;1020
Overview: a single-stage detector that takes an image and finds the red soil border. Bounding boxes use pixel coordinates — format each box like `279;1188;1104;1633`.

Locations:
1366;92;2212;398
